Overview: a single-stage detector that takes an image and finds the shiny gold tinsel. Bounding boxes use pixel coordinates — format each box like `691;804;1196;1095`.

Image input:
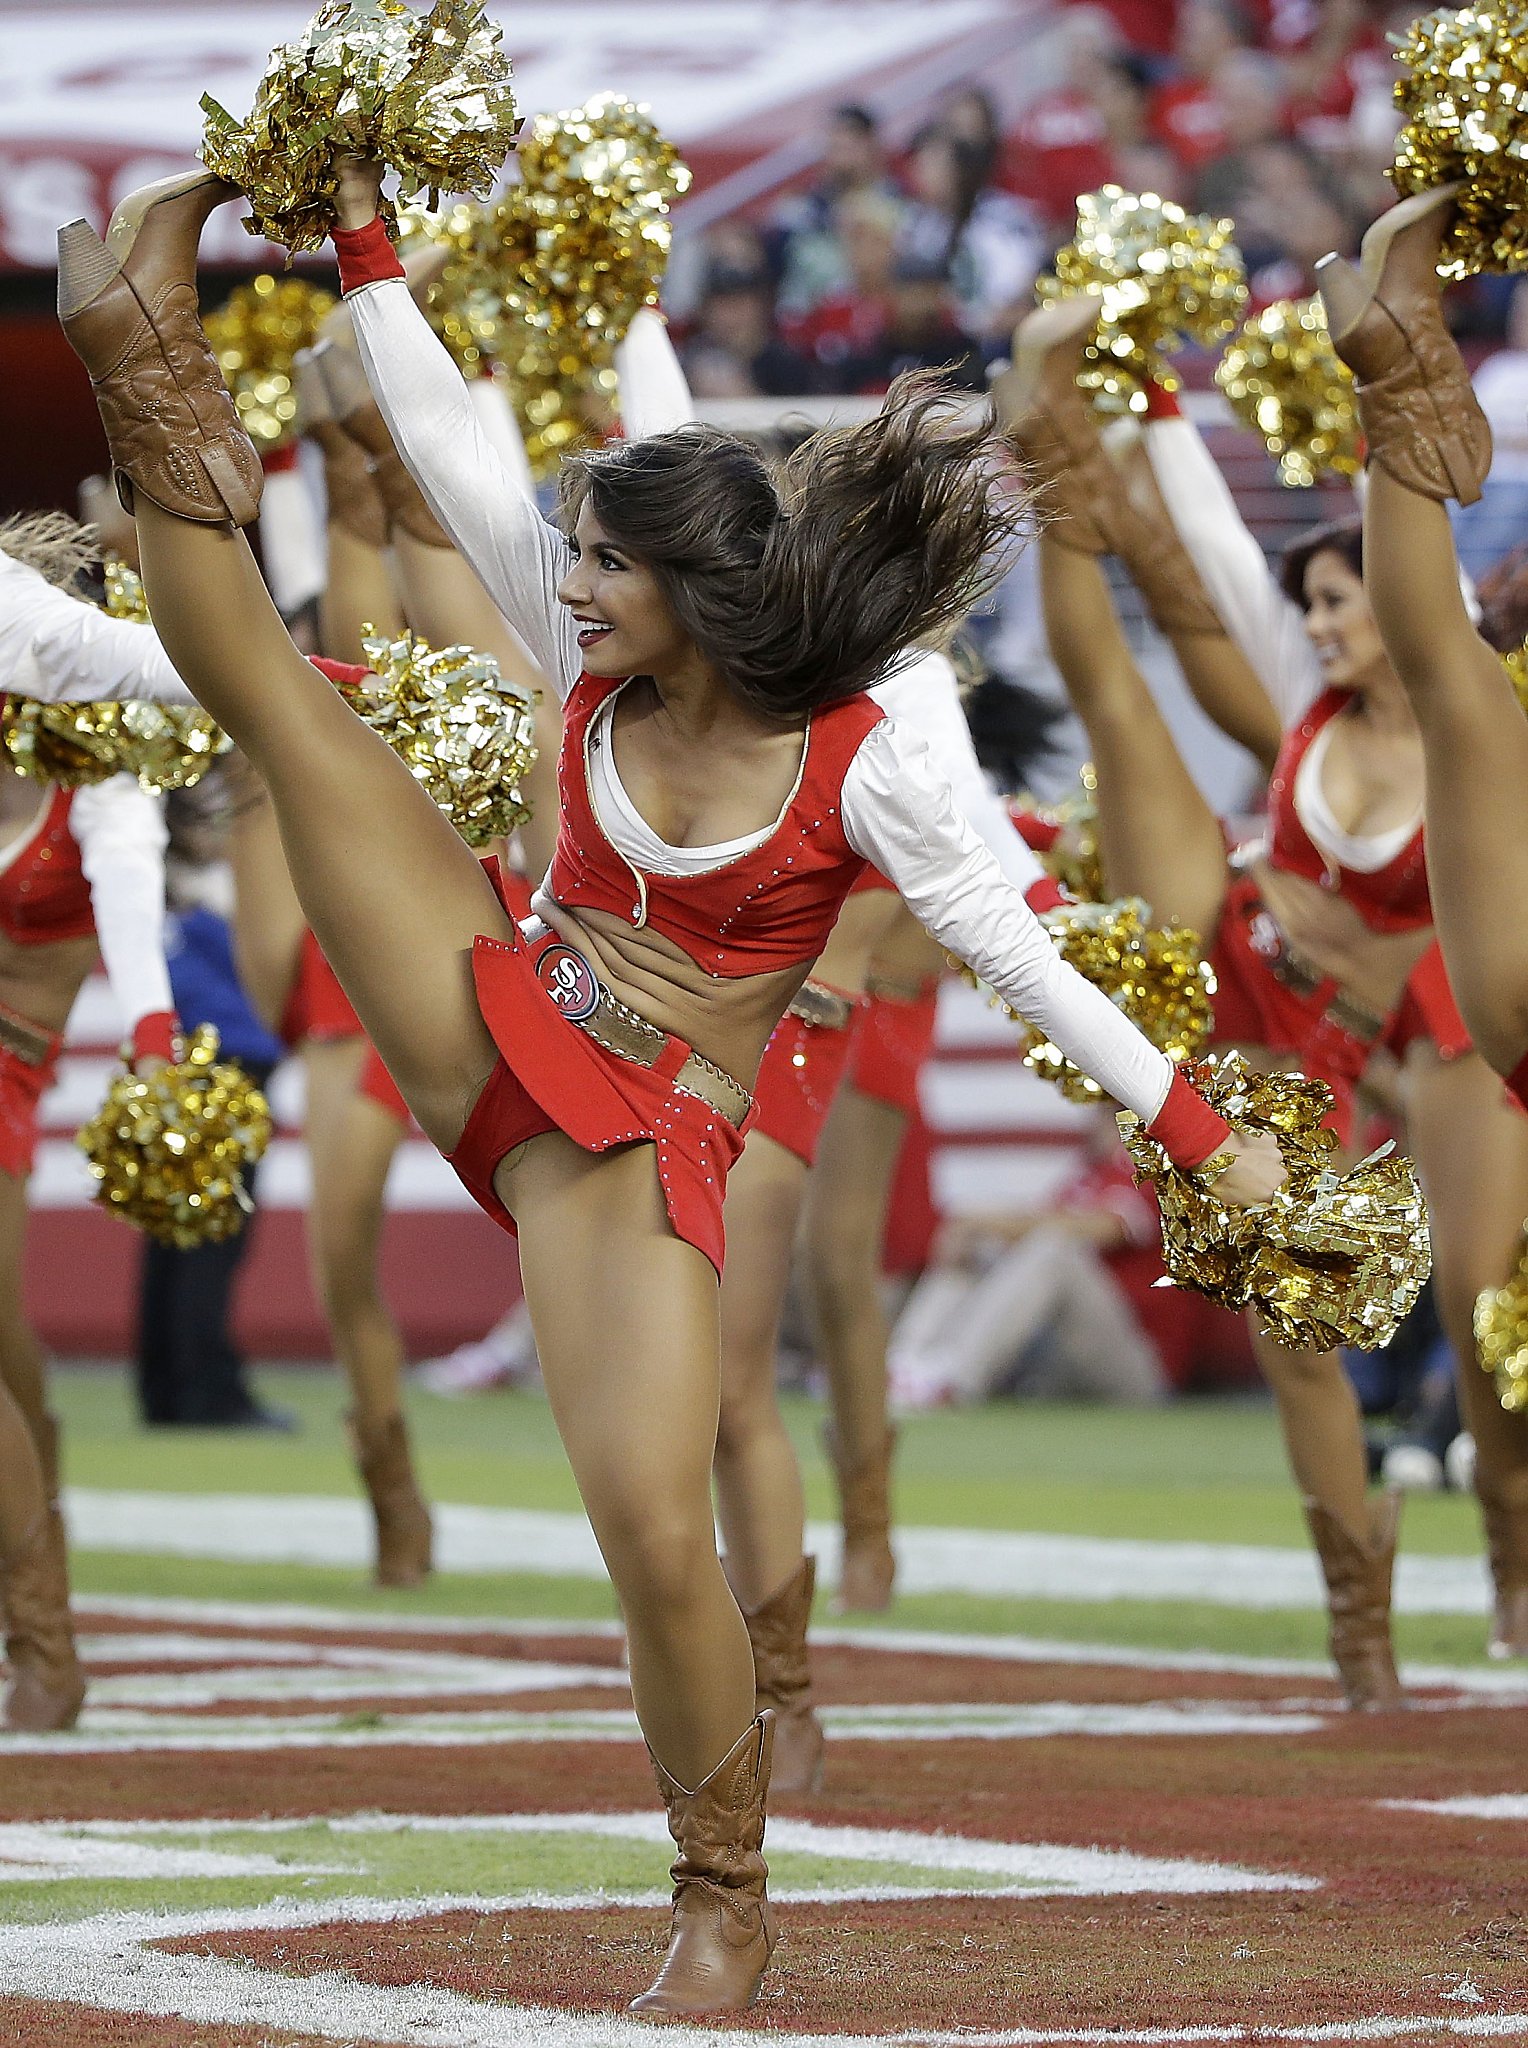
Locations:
77;1027;272;1249
400;95;690;475
1215;298;1361;487
1040;186;1247;413
200;0;518;255
204;276;337;447
341;630;537;845
1119;1053;1432;1350
1018;763;1103;904
1501;638;1528;713
1475;1227;1528;1411
961;898;1215;1105
2;564;229;793
1390;6;1528;279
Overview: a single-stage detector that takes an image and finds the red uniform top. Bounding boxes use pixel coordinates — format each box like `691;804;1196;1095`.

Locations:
547;672;884;978
0;787;95;945
1267;689;1430;933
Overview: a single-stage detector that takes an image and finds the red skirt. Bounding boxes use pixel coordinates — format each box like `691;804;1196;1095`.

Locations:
0;1035;61;1180
448;869;748;1278
280;929;363;1049
752;1004;860;1166
357;1042;411;1126
848;983;940;1114
1382;939;1472;1065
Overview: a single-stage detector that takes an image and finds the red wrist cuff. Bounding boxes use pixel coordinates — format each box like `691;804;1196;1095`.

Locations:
131;1011;179;1064
1147;1069;1232;1170
262;442;300;475
1011;806;1061;852
1141;380;1182;421
334;217;404;294
1024;875;1069;914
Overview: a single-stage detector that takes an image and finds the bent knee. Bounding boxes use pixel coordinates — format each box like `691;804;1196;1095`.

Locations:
595;1507;718;1611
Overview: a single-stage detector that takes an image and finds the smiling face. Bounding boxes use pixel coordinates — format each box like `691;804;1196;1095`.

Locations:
555;501;695;679
1301;547;1388;693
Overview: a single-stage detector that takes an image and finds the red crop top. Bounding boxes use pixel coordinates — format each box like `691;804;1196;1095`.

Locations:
1267;690;1430;933
0;787;95;945
547;673;883;977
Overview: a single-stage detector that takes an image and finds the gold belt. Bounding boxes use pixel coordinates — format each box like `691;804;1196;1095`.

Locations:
0;1000;58;1069
521;918;752;1129
787;979;857;1032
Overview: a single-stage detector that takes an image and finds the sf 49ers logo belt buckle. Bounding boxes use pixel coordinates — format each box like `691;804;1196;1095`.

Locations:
536;943;600;1023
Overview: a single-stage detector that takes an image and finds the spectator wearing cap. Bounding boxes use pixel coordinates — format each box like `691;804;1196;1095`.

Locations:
835;246;984;396
901;124;1046;353
770;104;905;320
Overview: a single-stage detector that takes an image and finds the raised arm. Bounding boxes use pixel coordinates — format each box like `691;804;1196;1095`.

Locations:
71;774;179;1062
615;309;696;438
0;549;195;706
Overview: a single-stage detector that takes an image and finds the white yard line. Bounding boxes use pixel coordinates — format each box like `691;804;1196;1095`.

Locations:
65;1490;1494;1615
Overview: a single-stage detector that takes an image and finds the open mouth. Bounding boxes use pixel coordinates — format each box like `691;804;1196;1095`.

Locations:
575;618;615;651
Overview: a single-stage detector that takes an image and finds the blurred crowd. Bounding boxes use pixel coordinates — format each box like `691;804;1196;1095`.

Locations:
671;0;1524;405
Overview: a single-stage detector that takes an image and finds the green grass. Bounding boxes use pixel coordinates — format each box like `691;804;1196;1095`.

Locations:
51;1364;1483;1553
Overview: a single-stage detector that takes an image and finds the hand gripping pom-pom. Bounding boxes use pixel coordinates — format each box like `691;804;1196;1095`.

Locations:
1215;297;1361;488
1018;764;1103;905
204;276;337;448
77;1026;273;1250
2;565;229;794
1119;1053;1433;1351
400;94;690;478
1475;1227;1528;1412
199;0;518;255
1039;186;1247;414
1390;6;1528;279
959;898;1216;1107
340;629;538;846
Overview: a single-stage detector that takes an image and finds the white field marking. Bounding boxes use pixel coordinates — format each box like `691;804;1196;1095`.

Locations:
1382;1794;1528;1820
0;1825;333;1885
0;1900;1523;2048
72;1595;1528;1699
85;1649;628;1710
819;1701;1328;1739
64;1489;1493;1614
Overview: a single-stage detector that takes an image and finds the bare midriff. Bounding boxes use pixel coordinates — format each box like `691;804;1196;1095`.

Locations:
1251;857;1434;1020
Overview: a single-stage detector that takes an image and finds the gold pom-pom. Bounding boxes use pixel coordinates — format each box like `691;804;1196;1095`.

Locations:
1475;1228;1528;1411
1215;297;1361;488
1018;764;1103;904
1501;639;1528;714
1119;1053;1432;1350
959;897;1215;1105
1040;186;1247;413
77;1026;272;1249
400;96;689;478
2;563;228;793
200;0;518;255
204;275;337;448
1390;6;1528;279
339;629;537;846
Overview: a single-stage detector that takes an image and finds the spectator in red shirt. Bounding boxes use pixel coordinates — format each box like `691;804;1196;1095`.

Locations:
780;188;902;386
1150;0;1255;173
1005;7;1126;228
835;249;985;396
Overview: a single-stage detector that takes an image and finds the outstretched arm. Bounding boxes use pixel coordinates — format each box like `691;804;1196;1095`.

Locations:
71;774;179;1063
0;549;196;706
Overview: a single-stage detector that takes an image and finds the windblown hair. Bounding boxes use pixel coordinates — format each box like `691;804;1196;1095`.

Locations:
558;370;1028;719
0;511;102;593
1279;517;1362;609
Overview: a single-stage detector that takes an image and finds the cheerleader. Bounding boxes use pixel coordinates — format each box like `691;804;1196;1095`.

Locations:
0;518;181;1729
57;166;1283;2014
1315;184;1528;1657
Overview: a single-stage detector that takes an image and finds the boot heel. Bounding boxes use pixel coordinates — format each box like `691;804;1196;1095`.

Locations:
56;220;122;322
1314;253;1370;347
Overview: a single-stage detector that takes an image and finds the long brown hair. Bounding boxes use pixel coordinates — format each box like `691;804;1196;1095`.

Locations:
557;370;1028;719
0;511;101;592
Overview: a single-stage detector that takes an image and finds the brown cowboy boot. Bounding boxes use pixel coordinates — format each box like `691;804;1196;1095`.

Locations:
995;296;1223;635
349;1411;434;1588
1480;1490;1528;1660
630;1712;777;2016
1304;1493;1406;1711
294;348;391;552
737;1556;825;1797
825;1420;896;1614
1316;185;1491;506
314;333;454;549
57;171;263;527
3;1514;85;1732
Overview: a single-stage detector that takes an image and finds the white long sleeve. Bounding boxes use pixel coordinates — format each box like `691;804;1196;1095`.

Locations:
1142;416;1321;728
870;650;1048;897
615;309;695;438
347;278;582;697
0;549;197;707
70;775;175;1033
839;720;1174;1122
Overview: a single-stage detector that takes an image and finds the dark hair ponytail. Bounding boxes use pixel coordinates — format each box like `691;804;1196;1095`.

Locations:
559;370;1027;719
